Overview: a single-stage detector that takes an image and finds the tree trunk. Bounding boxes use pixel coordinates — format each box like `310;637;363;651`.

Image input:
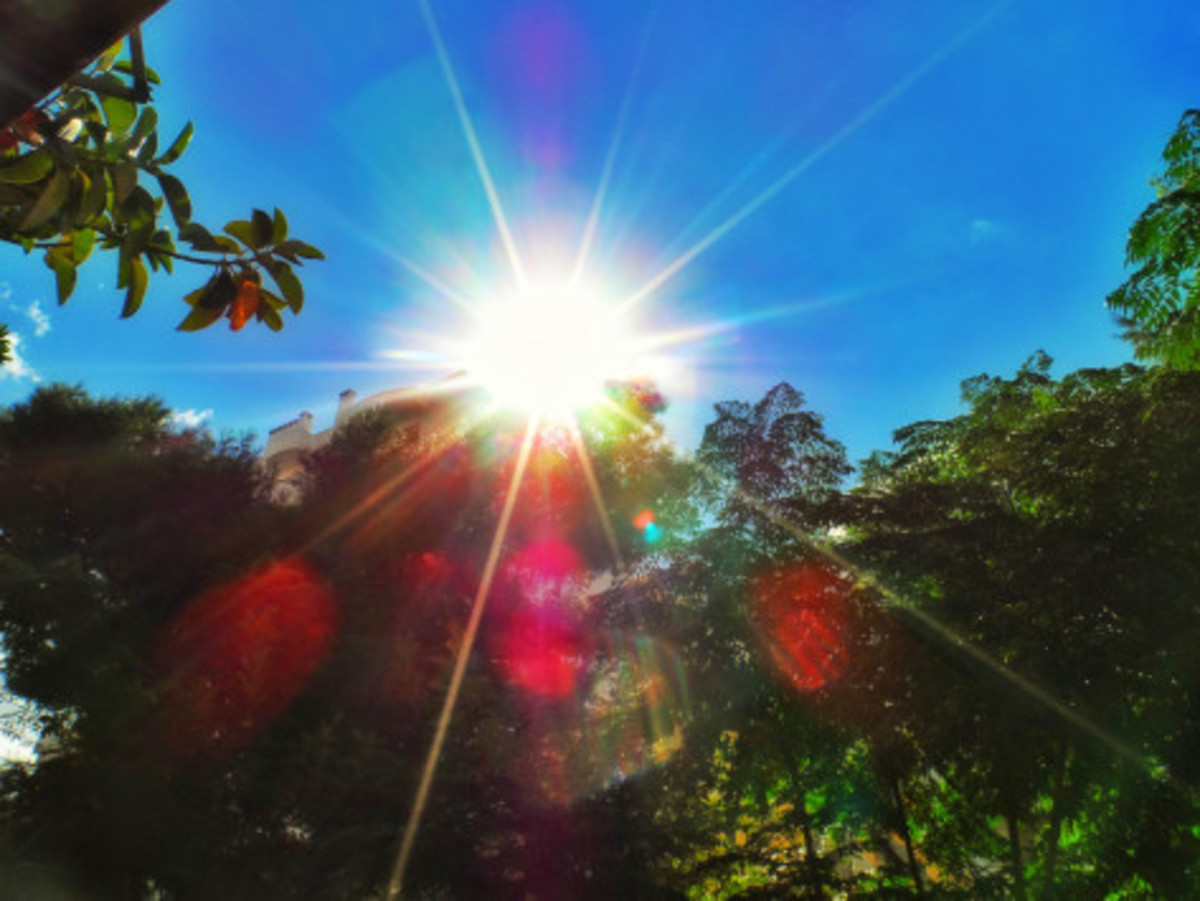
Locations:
891;775;924;896
1042;751;1072;895
1006;810;1025;900
0;0;169;127
799;812;820;896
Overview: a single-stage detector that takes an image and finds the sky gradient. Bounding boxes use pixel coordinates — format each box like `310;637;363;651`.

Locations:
2;0;1198;467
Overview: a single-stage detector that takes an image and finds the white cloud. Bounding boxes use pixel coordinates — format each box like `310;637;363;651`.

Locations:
169;408;214;429
0;283;11;301
25;301;50;337
969;218;1002;244
1;331;39;383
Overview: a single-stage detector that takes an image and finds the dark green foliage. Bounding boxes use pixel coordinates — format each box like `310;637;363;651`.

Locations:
1108;109;1200;367
1;365;1199;898
842;355;1200;896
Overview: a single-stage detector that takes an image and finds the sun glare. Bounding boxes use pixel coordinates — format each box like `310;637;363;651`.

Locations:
460;281;636;418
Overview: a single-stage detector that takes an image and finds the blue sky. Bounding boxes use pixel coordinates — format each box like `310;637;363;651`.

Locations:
2;0;1198;466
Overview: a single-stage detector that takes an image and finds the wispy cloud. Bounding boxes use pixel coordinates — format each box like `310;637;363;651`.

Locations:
970;218;1003;244
0;331;39;383
169;408;214;430
25;301;50;337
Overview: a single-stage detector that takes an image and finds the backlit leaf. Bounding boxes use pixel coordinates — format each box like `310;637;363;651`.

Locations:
121;256;148;318
20;169;69;230
157;173;191;227
0;149;54;185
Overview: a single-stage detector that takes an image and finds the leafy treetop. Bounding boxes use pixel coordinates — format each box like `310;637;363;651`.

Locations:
1108;109;1200;367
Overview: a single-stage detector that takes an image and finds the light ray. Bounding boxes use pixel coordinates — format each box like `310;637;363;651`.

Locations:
418;0;526;285
386;414;540;899
620;4;1006;312
572;10;656;285
91;360;449;374
567;419;624;570
298;400;480;556
319;203;490;312
394;252;482;317
631;288;884;355
599;399;1159;780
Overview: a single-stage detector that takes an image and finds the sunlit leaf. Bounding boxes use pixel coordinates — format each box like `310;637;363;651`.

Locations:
157;121;194;166
101;94;137;138
223;219;257;249
272;207;289;243
121;256;148;318
72;228;95;265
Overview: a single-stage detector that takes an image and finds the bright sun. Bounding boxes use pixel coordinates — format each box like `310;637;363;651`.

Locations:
460;281;637;418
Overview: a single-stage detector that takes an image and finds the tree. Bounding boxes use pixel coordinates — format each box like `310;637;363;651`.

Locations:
0;34;324;366
1108;108;1200;367
841;354;1200;896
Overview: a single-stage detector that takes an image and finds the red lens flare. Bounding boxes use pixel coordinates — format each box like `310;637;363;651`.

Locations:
494;605;591;699
753;561;850;692
150;558;338;760
506;538;582;585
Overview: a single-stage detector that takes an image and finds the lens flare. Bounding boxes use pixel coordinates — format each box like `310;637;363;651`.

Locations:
458;281;638;419
754;561;851;692
510;633;690;807
494;604;592;699
149;558;338;761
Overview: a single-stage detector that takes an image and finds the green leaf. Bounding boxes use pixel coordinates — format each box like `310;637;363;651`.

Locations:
276;239;325;261
54;257;77;303
130;106;157;145
179;222;223;253
135;130;158;165
272;207;289;243
178;270;236;331
0;149;54;184
72;228;96;265
259;288;287;310
121;256;148;318
117;245;130;289
44;246;77;304
259;303;285;332
78;167;108;223
157;121;193;166
113;60;162;85
223;219;258;249
112;161;137;203
94;41;123;73
117;185;156;235
20;168;69;230
266;260;303;313
252;208;274;248
101;94;137;138
177;303;223;332
156;173;191;227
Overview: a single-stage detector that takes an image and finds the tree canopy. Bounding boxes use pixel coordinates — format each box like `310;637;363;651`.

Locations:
1108;109;1200;367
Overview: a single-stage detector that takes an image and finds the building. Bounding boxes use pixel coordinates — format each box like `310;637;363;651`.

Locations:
262;377;471;502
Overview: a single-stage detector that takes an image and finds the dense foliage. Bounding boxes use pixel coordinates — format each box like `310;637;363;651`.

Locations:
1;360;1197;898
1108;109;1200;367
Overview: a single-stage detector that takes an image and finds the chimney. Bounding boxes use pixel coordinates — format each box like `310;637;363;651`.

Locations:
336;389;358;426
